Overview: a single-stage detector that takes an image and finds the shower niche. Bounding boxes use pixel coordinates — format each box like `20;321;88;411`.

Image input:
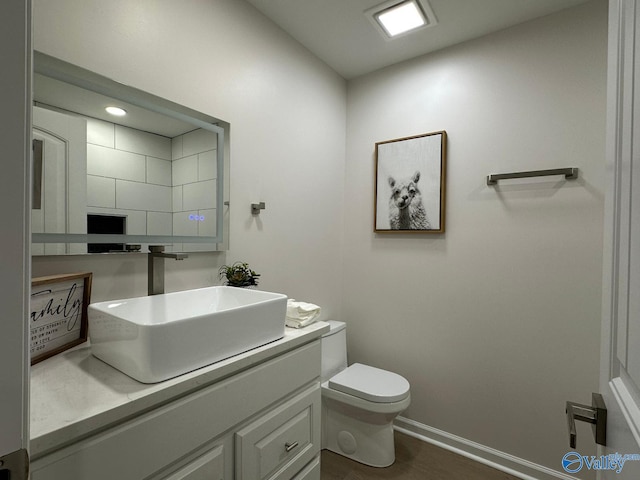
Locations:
87;214;126;253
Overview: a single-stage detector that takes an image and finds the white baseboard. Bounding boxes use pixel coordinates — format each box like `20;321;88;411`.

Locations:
394;416;578;480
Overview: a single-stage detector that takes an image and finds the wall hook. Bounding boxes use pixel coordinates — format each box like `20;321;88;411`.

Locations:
251;202;266;215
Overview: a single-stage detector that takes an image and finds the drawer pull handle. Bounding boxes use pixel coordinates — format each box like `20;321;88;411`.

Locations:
285;441;299;452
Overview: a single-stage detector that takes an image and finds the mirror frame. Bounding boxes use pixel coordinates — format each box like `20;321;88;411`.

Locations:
32;51;228;252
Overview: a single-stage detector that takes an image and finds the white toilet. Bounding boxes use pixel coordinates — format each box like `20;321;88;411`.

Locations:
320;320;411;467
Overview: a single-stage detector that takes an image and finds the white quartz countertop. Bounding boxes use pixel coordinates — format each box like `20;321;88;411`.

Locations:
30;321;329;459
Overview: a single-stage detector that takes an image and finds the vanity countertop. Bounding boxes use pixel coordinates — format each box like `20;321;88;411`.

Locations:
30;321;329;459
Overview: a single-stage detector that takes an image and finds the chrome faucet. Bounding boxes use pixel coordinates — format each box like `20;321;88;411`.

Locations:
148;245;188;295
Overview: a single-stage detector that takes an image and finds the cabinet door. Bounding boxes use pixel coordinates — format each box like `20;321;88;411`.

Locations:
235;384;320;480
162;444;224;480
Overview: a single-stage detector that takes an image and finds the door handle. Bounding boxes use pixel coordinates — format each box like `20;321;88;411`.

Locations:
565;392;607;448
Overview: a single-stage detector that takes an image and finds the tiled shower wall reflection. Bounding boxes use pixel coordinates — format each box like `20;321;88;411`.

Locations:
86;118;217;251
171;129;218;251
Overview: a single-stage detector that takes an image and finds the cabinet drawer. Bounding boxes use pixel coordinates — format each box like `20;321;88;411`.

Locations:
235;384;320;480
163;444;224;480
291;455;320;480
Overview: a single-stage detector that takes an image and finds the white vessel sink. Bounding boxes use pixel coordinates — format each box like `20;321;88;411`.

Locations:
89;286;287;383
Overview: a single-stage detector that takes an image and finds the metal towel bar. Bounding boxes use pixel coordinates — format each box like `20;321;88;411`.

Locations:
487;167;578;186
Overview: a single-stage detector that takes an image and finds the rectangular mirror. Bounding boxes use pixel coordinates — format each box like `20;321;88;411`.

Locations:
32;51;229;255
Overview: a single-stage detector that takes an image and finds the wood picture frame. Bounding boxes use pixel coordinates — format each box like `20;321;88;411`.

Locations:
374;131;447;233
30;272;92;365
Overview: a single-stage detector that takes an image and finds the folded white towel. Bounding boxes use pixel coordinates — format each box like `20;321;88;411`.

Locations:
285;299;321;328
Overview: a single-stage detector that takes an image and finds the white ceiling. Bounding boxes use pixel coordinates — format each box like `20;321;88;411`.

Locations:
245;0;592;79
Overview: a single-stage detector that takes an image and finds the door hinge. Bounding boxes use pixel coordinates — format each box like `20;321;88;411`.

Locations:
566;392;607;449
0;449;29;480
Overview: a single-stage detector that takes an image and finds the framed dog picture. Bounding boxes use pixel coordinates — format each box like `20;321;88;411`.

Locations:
374;131;447;233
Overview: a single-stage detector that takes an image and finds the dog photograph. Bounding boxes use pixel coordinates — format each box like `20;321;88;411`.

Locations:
374;131;446;233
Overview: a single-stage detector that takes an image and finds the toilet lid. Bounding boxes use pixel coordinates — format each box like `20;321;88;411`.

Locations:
328;363;410;403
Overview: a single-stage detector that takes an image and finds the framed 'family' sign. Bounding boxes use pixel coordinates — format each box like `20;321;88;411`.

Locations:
30;272;92;364
374;131;447;233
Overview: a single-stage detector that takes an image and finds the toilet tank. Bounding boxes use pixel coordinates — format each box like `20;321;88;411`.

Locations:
321;320;348;381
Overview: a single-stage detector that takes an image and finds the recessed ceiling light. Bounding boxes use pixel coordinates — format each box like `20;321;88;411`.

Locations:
365;0;437;40
105;106;127;117
377;1;425;37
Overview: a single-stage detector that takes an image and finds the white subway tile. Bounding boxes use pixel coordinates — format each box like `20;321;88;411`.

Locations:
171;135;183;160
182;128;217;157
116;180;172;212
147;212;173;235
125;213;147;235
147;157;172;186
87;175;115;208
198;149;217;181
183;180;217;211
198;209;217;237
87;144;146;182
173;211;198;236
86;118;115;148
115;125;171;160
172;186;183;212
172;155;198;185
68;243;88;255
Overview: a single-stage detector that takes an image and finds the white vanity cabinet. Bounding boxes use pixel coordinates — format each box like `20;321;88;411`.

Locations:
30;339;322;480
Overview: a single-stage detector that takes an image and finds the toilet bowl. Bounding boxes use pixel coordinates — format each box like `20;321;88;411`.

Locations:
321;321;410;467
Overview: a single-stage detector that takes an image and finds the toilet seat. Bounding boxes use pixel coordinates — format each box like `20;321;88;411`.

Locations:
328;363;410;403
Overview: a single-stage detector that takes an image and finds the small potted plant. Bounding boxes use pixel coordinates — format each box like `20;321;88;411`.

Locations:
218;262;260;288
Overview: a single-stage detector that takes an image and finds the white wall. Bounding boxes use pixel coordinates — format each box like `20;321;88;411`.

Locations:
31;0;347;312
343;0;607;476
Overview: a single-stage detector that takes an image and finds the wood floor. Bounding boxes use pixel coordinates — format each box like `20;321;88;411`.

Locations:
320;431;521;480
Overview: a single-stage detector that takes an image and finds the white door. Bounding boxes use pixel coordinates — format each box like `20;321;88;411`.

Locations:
0;1;31;479
32;106;88;255
597;0;640;478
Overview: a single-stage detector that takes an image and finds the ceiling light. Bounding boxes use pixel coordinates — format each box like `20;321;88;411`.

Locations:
377;1;425;37
105;106;127;117
366;0;437;40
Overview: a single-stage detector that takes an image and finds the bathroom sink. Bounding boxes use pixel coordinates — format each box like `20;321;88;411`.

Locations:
88;286;287;383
